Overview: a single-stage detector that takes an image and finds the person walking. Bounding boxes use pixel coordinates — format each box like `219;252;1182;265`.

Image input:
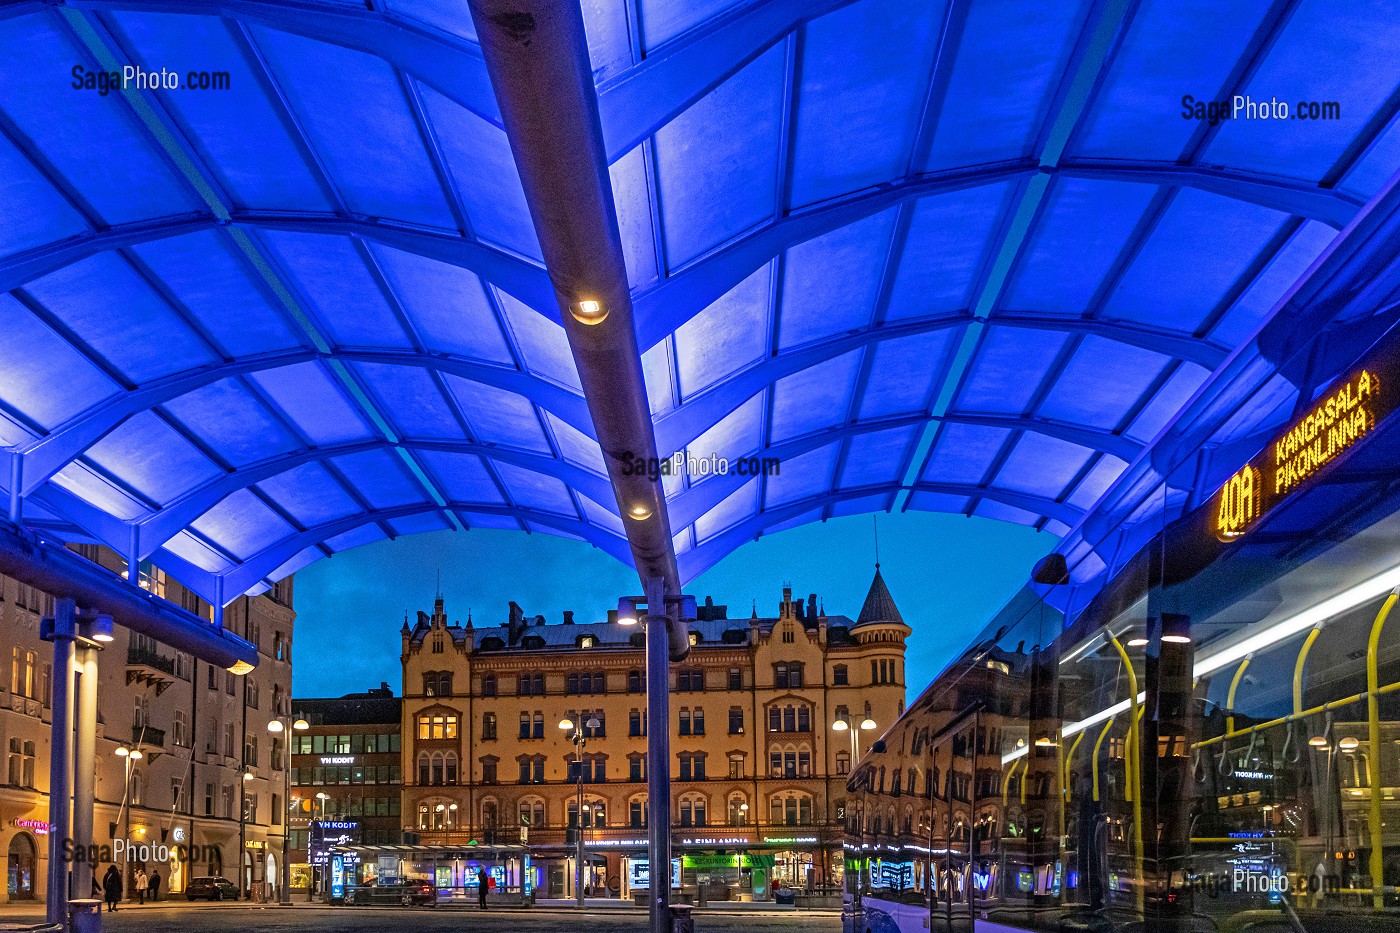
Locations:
134;868;148;905
102;865;122;912
149;869;161;902
476;867;488;909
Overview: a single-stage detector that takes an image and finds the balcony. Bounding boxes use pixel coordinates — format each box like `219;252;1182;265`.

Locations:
133;724;165;748
126;644;176;695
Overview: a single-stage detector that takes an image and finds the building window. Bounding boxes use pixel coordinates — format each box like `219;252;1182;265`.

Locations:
728;707;744;735
519;799;546;828
173;710;189;748
482;757;498;785
833;664;848;686
629;710;646;737
836;751;851;775
728;794;748;825
483;712;497;741
7;739;34;787
678;752;706;781
727;668;741;690
579;635;596;649
767;704;811;733
774;662;804;689
629;798;647;828
417;713;458;740
424;671;453;696
679;794;707;828
627;670;643;693
782;628;794;644
677;668;704;692
728;754;745;780
629;755;646;782
518;756;545;784
517;673;545;696
769;793;812;827
274;633;288;662
482;674;497;697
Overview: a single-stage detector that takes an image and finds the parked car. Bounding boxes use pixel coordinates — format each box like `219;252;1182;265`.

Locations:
401;881;437;907
186;876;240;901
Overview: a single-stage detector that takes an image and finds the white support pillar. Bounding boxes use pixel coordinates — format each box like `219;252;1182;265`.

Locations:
72;637;100;907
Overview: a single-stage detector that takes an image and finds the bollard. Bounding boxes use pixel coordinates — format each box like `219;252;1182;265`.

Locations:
69;897;103;933
668;903;694;933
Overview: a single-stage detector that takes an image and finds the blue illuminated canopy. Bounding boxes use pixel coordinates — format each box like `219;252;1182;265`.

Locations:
1;0;1398;608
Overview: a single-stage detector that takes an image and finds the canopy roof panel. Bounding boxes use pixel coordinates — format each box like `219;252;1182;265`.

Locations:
1;0;1398;606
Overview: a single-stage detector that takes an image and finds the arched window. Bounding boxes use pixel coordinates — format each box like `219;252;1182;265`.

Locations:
518;797;546;828
417;751;430;786
629;795;648;828
568;796;607;827
678;793;707;827
445;751;458;785
769;792;812;827
728;793;749;825
768;743;811;778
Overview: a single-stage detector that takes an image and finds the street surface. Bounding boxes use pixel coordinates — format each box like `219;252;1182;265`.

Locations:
0;904;841;933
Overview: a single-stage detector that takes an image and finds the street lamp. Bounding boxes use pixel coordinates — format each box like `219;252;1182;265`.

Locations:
267;714;309;905
559;716;601;907
832;713;878;763
114;745;144;897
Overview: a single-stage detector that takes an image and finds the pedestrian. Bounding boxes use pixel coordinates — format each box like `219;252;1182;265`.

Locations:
135;867;148;905
149;868;161;902
477;867;488;909
102;865;122;912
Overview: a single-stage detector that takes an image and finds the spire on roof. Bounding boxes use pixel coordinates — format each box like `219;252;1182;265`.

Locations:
855;564;904;627
751;600;758;619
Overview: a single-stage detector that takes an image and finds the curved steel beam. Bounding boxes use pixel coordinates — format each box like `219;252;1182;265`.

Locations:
941;414;1140;462
632;162;1359;348
219;501;629;597
992;312;1228;369
675;481;1076;581
666;415;930;529
17;349;594;495
135;438;615;558
654;316;970;454
1058;160;1362;229
597;0;859;160
50;0;504;124
0;211;556;315
653;313;1225;454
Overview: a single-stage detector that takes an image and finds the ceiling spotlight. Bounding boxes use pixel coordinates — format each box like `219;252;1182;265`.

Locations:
1034;736;1055;747
1161;634;1193;644
1126;636;1149;647
1309;735;1330;748
571;299;608;325
228;660;255;676
627;503;653;521
617;598;638;626
89;615;115;643
1339;736;1360;752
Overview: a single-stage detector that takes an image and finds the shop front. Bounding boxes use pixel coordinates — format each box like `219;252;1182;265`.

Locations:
330;843;531;905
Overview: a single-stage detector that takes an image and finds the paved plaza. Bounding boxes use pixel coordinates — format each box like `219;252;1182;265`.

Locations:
0;904;840;933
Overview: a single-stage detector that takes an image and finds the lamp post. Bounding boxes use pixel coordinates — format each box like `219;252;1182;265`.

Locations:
114;744;144;897
266;714;309;905
559;715;601;907
313;792;329;900
831;713;878;763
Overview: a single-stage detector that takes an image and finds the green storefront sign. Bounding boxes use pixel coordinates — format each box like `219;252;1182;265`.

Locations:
680;853;778;870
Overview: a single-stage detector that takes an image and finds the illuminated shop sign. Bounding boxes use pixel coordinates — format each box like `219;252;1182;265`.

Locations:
320;756;355;765
1214;361;1389;541
12;819;49;835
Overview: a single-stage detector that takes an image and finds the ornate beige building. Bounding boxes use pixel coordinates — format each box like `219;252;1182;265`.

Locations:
400;571;908;901
0;547;294;903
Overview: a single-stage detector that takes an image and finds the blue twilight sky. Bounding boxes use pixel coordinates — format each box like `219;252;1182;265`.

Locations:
291;513;1056;703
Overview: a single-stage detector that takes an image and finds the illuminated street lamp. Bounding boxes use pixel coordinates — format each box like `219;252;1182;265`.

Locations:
560;716;601;907
267;715;309;904
832;712;878;763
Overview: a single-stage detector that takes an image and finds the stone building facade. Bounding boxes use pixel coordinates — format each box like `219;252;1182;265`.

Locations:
399;571;908;901
0;546;294;903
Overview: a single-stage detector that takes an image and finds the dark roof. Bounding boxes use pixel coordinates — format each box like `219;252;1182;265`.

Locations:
855;566;904;627
293;695;402;727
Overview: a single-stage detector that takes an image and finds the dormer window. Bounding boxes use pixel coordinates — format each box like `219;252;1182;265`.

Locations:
579;635;597;649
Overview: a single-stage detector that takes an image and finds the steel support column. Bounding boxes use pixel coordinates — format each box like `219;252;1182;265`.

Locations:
644;575;672;933
72;638;100;925
45;598;76;927
466;0;689;660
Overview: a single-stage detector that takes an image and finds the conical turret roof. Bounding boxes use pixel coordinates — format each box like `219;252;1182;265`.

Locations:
855;565;903;626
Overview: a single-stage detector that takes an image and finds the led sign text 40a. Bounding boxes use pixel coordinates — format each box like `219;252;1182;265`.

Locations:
1217;465;1260;539
1213;366;1384;542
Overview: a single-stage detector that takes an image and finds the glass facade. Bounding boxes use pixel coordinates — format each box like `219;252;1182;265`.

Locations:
848;332;1400;932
